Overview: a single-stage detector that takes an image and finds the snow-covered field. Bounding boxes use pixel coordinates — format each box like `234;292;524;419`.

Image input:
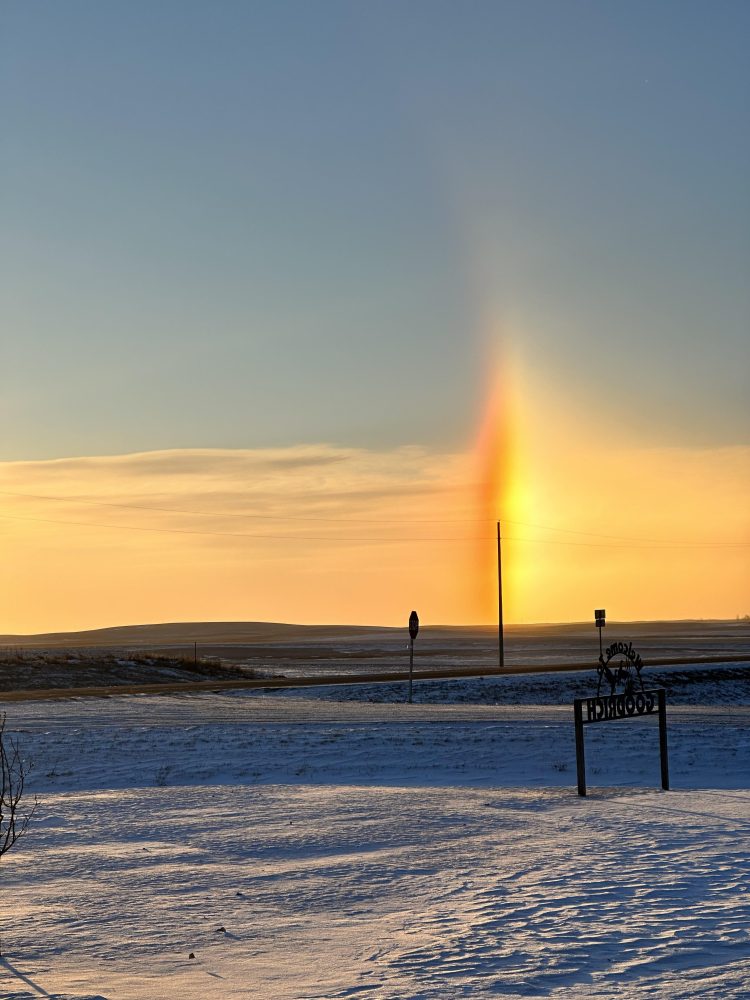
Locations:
2;675;749;999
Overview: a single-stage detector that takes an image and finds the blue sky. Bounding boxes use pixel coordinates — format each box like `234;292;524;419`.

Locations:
2;0;748;460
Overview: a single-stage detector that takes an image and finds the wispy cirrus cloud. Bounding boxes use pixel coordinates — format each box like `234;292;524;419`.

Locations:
0;445;483;633
0;445;473;517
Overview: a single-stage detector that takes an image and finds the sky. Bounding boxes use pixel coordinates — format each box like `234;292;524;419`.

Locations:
1;1;748;632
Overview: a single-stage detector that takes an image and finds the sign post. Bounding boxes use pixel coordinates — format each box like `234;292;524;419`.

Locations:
574;698;587;796
574;631;669;796
408;611;419;704
594;609;605;661
658;688;670;791
574;687;670;795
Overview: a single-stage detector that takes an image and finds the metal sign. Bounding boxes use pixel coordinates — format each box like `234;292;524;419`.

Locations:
597;640;644;696
583;689;657;723
574;637;669;796
409;611;419;641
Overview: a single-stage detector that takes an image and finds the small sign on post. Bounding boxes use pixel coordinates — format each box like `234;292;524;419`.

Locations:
407;611;419;704
594;609;606;659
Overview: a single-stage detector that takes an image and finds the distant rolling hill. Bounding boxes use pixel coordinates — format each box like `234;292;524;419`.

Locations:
1;618;747;650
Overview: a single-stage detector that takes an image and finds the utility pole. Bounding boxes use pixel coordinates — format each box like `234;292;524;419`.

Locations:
497;521;504;670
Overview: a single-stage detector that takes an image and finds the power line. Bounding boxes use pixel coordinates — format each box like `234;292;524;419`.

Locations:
0;487;501;523
0;510;746;548
0;488;745;547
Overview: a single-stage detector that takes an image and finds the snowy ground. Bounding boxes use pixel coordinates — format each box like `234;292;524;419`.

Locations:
1;677;749;998
265;662;750;706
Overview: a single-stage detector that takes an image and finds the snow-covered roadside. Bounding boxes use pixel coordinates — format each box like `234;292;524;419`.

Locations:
8;692;750;794
264;663;750;706
1;692;749;999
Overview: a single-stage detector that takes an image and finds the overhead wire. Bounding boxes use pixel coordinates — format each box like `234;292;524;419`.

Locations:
0;488;745;547
0;508;746;549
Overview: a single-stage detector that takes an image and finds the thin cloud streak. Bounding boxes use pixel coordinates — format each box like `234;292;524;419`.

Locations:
0;442;747;633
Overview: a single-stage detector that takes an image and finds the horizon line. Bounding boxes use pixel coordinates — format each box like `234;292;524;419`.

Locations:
2;615;748;642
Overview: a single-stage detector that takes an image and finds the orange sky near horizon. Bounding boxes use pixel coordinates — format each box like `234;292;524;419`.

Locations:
0;362;747;636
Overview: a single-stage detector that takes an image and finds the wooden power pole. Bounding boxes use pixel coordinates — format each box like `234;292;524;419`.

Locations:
497;520;504;670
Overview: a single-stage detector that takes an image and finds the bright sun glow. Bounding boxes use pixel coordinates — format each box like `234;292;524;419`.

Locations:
472;351;529;622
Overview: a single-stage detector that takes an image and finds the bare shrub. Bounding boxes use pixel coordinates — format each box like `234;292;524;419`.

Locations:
1;712;37;861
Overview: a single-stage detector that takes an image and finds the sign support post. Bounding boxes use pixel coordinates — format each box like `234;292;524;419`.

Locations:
408;611;419;704
595;609;606;661
408;638;414;703
575;623;669;796
574;699;586;796
658;689;669;790
574;688;669;796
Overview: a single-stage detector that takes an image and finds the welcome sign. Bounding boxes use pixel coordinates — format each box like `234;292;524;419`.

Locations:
583;689;656;723
574;637;669;797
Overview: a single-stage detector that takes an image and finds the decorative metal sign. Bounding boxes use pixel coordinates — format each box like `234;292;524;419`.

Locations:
584;688;656;723
574;623;669;796
597;640;644;696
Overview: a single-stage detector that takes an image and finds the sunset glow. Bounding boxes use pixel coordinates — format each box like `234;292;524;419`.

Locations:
472;351;525;622
0;419;747;635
